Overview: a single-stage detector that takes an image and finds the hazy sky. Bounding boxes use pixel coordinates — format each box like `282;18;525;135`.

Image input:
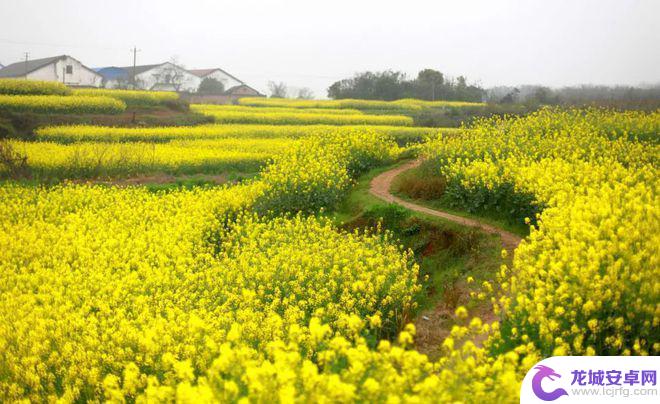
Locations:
1;0;658;97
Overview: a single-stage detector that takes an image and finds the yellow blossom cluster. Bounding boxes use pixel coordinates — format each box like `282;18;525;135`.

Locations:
254;128;399;214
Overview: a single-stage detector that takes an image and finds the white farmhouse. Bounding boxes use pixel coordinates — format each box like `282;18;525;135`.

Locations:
0;55;102;87
101;62;200;92
189;68;243;91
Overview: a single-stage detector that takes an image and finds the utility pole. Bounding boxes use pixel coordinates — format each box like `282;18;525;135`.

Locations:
23;52;29;79
131;46;141;89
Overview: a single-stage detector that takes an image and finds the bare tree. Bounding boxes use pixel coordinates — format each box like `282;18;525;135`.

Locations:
155;56;187;91
268;81;288;98
296;87;314;99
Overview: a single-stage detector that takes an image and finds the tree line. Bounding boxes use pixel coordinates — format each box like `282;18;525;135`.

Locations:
487;84;660;108
326;69;484;102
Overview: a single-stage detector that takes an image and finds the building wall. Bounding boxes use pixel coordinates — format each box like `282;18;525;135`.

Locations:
203;70;242;91
180;94;236;104
135;63;201;92
227;85;262;96
180;92;264;104
28;56;102;87
102;79;122;89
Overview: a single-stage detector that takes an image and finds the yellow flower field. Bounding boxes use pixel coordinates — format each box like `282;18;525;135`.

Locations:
0;129;418;401
0;94;126;114
0;104;657;402
0;78;70;96
422;108;659;358
237;96;486;110
191;103;366;115
35;123;450;143
191;105;414;126
4;138;294;179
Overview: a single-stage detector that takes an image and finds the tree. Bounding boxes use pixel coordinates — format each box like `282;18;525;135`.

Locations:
529;86;558;105
327;69;484;102
268;81;288;98
327;71;410;100
414;69;444;100
297;87;314;99
500;88;520;104
197;77;225;94
154;57;187;91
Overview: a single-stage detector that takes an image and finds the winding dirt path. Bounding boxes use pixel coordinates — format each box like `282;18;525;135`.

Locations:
369;159;522;253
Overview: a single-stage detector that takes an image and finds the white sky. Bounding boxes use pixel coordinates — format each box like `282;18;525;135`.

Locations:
0;0;658;97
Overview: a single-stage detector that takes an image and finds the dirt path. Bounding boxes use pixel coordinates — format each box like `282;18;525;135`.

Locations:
369;159;522;254
370;159;521;356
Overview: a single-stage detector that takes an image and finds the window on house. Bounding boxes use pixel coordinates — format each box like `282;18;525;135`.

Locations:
66;65;73;74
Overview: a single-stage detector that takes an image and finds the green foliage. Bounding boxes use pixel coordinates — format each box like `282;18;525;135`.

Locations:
197;77;225;95
327;69;485;102
0;119;15;140
362;204;411;229
442;178;542;226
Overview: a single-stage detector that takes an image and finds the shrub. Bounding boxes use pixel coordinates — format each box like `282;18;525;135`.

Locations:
394;169;447;200
0;119;16;139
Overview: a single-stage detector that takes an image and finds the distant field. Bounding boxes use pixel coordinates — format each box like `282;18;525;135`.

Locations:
191;105;413;126
190;104;366;115
237;96;486;110
36;123;455;143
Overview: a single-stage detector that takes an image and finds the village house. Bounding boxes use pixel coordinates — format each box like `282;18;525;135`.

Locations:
189;68;243;91
0;54;262;97
0;55;103;87
225;83;262;97
97;62;201;92
189;68;262;97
